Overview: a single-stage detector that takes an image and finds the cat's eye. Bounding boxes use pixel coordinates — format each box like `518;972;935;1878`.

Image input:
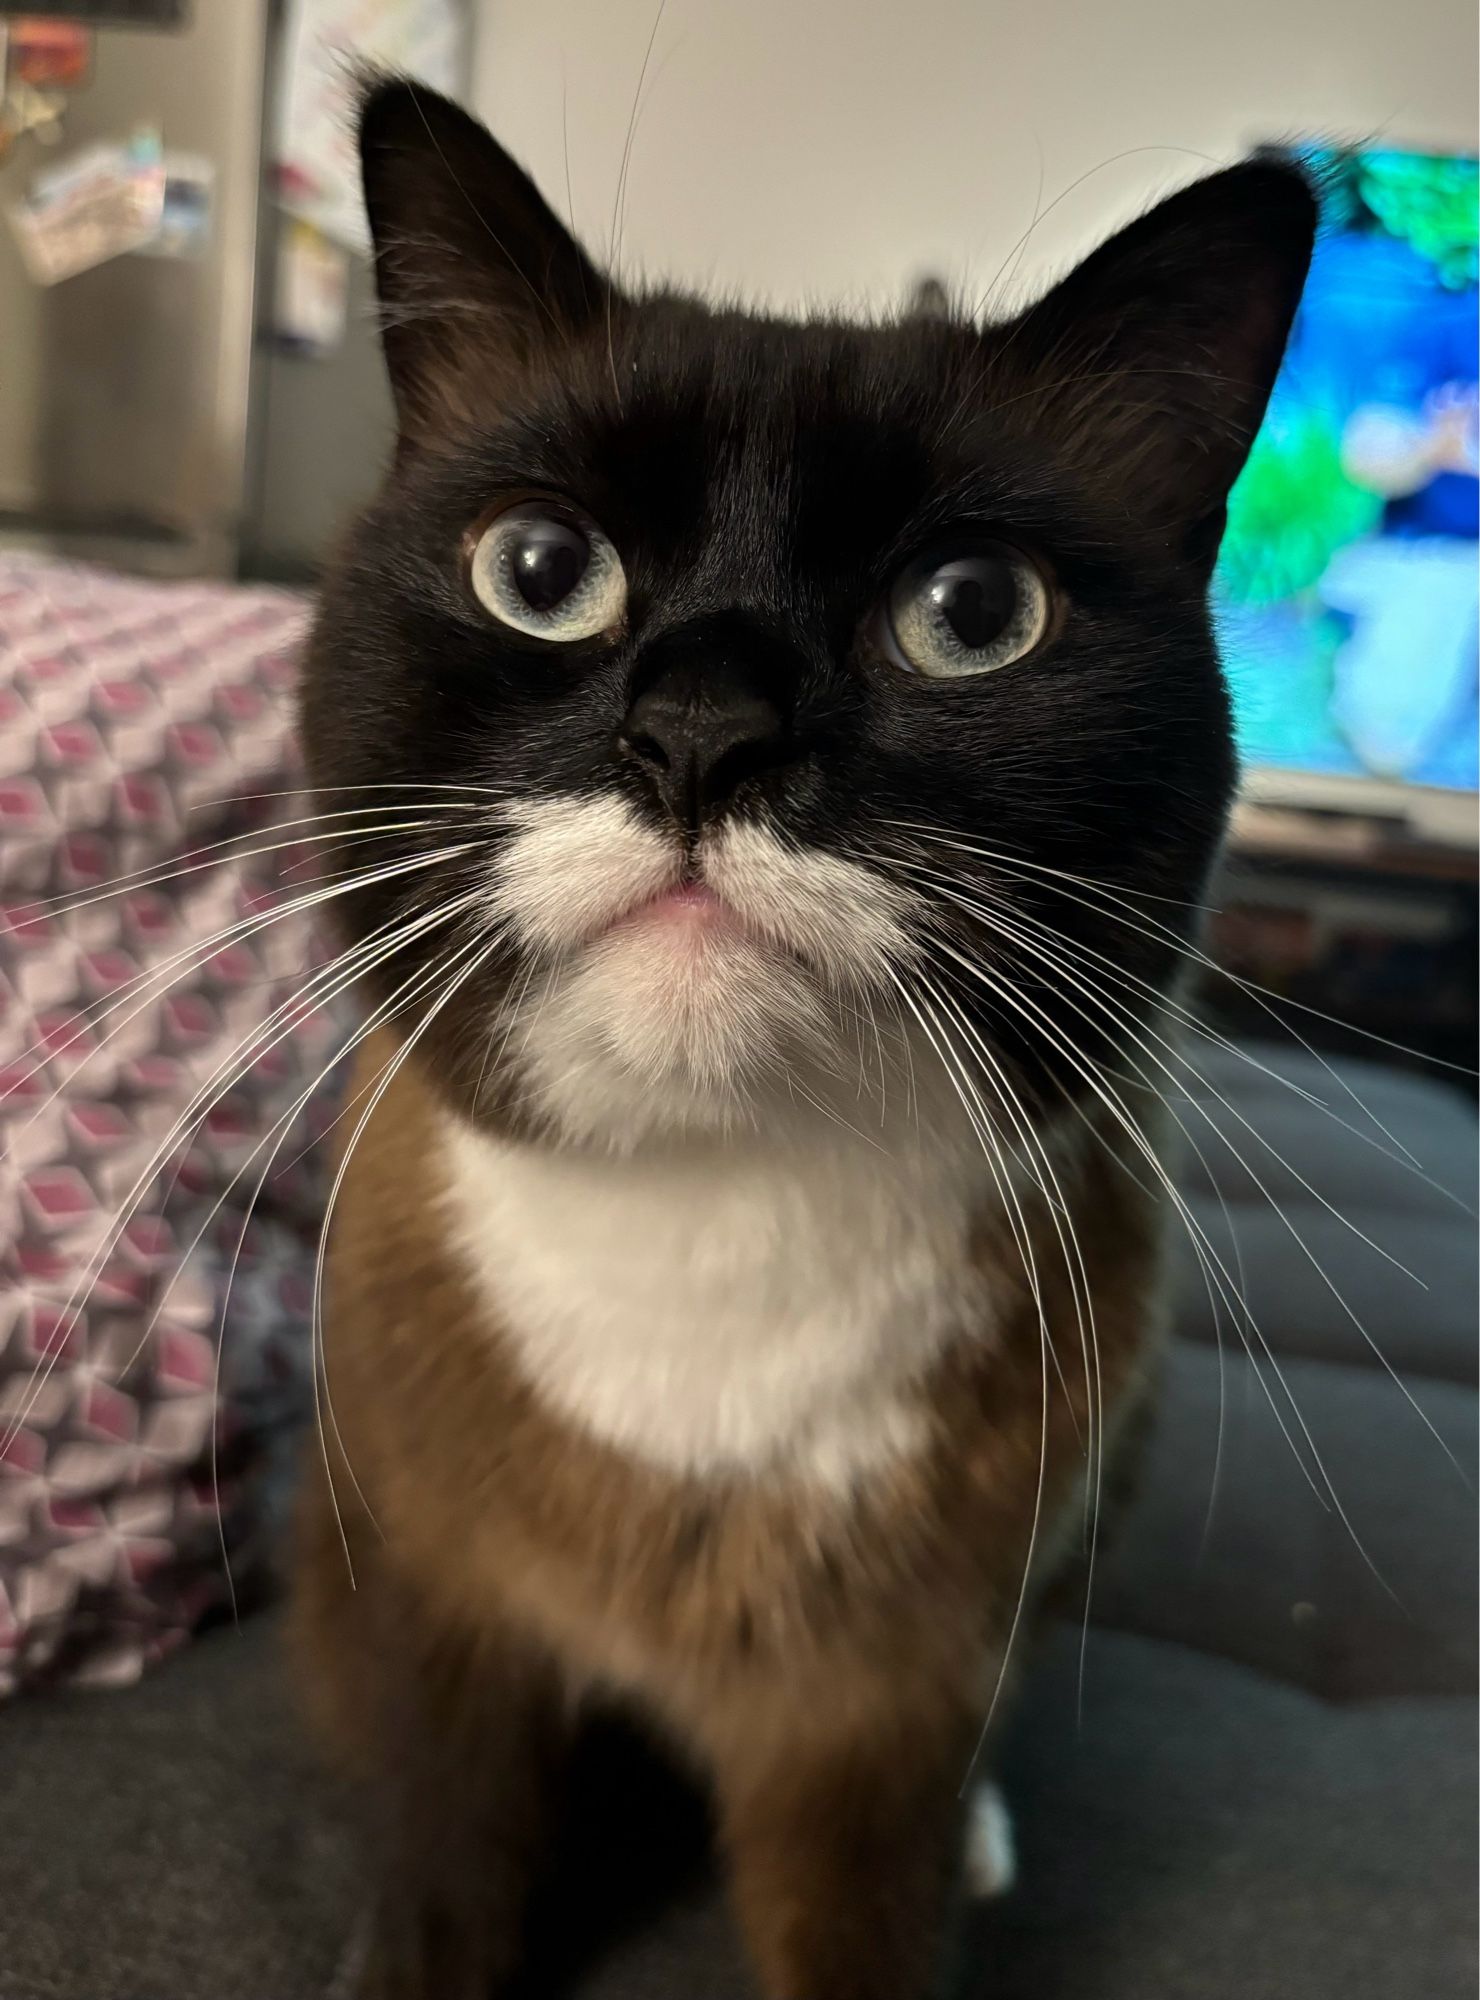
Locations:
883;543;1050;678
468;500;626;641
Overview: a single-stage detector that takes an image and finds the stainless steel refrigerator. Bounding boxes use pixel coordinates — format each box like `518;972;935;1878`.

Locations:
0;1;441;581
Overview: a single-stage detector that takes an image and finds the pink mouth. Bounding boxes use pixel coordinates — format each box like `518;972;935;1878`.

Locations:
613;880;739;934
653;882;722;913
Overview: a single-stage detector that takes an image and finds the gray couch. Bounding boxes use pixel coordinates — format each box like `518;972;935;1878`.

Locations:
4;1044;1476;2000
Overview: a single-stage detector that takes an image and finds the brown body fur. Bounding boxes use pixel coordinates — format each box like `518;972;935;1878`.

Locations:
293;1030;1166;2000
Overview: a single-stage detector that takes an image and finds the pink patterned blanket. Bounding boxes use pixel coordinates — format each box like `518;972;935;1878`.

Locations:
0;555;344;1693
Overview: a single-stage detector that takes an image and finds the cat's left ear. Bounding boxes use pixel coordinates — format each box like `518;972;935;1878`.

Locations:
358;78;612;440
1002;157;1318;565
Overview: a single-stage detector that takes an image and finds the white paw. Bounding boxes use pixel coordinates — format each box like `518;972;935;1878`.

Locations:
964;1782;1017;1900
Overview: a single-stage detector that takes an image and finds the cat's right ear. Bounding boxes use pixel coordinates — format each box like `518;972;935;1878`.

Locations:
359;78;611;440
998;157;1317;566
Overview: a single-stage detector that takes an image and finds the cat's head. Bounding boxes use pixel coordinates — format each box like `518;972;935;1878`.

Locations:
303;82;1315;1150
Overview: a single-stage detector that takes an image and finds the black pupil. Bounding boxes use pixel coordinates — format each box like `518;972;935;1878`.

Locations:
511;518;590;613
928;556;1016;650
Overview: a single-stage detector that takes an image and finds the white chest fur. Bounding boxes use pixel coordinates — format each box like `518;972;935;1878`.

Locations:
441;1111;999;1489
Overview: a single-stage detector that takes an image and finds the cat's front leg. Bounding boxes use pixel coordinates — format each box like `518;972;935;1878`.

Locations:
294;1484;567;2000
716;1710;971;2000
331;1599;565;2000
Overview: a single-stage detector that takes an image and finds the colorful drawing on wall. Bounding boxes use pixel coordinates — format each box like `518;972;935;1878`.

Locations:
1218;146;1479;795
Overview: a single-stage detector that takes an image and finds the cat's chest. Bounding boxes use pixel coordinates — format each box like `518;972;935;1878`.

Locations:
441;1117;999;1487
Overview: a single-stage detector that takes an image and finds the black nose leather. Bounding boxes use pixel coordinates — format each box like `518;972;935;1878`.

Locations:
617;616;798;832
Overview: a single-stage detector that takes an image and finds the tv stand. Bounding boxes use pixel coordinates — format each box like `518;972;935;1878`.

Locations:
1200;801;1478;1085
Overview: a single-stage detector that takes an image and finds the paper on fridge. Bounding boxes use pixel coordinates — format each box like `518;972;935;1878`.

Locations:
273;0;466;254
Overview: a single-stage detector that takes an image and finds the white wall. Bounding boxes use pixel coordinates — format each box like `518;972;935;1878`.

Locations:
471;0;1478;313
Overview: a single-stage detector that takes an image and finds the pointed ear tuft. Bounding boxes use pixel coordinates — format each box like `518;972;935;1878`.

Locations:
999;157;1319;563
357;78;611;438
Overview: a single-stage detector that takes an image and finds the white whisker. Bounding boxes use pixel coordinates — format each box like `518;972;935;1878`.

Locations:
919;918;1404;1596
879;968;1056;1793
4;828;479;1103
887;821;1469;1160
22;803;488;927
309;925;509;1586
932;880;1472;1498
0;853;481;1455
920;972;1106;1719
906;912;1341;1517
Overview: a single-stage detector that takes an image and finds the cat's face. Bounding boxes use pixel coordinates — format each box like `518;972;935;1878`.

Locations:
303;85;1314;1149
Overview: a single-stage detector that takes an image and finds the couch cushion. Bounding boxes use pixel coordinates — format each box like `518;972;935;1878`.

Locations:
991;1628;1478;2000
0;1617;354;2000
1176;1041;1479;1217
1089;1342;1477;1701
1171;1201;1479;1384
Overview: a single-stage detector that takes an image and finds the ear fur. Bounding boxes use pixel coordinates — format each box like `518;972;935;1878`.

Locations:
358;77;611;439
999;157;1319;561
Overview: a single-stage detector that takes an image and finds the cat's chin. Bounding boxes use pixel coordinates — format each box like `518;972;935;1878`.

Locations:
505;920;832;1149
484;790;921;1149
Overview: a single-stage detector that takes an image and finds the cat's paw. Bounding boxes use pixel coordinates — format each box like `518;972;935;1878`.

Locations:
964;1782;1016;1900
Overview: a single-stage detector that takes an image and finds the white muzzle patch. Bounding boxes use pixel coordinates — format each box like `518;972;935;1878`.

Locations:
485;792;920;1142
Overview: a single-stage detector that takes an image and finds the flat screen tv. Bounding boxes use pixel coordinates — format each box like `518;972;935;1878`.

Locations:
1217;144;1478;841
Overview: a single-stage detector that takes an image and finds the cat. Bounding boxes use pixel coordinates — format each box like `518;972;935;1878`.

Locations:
291;77;1314;2000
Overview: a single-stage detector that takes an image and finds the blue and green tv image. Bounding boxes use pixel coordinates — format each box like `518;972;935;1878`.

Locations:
1217;146;1479;796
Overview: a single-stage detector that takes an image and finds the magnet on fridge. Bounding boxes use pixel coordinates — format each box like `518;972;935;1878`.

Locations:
135;152;216;260
6;126;166;286
7;18;92;93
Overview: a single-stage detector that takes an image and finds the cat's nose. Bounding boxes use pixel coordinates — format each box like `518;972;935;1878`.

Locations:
617;680;790;829
616;624;798;832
